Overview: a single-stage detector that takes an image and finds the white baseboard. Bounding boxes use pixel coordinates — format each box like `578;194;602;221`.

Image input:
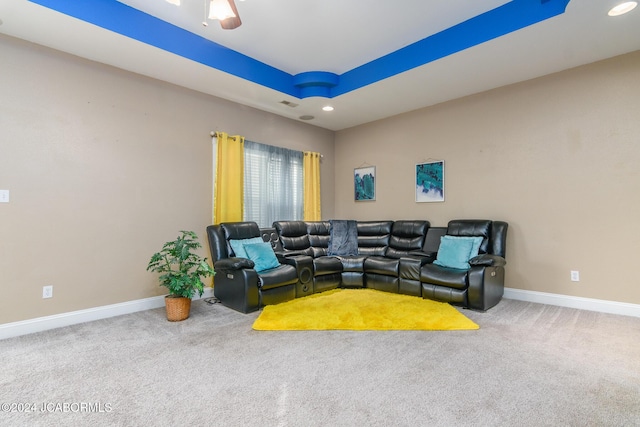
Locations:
503;287;640;318
0;288;215;341
3;288;637;340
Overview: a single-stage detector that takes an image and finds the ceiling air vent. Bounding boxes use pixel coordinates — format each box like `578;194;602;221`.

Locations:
279;100;299;108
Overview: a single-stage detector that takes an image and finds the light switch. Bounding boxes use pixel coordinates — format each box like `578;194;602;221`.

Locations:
0;190;9;203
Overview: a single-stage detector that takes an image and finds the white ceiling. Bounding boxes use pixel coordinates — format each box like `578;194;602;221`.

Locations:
1;0;639;131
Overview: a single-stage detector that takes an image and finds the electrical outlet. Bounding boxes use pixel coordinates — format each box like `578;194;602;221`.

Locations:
42;285;53;299
570;271;580;282
0;190;9;203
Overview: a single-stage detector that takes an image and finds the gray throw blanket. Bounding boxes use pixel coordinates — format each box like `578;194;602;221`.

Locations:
328;220;358;256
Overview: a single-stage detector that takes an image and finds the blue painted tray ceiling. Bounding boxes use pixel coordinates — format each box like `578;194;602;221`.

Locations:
28;0;571;99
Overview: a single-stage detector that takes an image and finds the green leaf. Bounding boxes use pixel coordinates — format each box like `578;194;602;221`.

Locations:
146;230;213;298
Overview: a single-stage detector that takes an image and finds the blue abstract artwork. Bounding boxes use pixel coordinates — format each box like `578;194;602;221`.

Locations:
354;166;376;201
416;161;444;202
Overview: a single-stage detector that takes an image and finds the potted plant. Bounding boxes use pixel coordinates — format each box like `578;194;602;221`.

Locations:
147;230;215;321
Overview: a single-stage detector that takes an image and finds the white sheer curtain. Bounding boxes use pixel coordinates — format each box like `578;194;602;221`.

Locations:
243;140;303;227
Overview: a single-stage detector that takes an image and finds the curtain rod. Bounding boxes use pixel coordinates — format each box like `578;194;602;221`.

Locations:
210;131;237;141
210;131;322;158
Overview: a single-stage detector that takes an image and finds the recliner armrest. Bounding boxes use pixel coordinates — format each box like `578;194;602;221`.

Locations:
469;254;506;267
275;250;310;259
399;255;433;281
403;251;436;262
277;254;313;267
214;257;255;271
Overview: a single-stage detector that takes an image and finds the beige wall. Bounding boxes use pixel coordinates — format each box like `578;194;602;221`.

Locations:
335;51;640;304
2;32;638;326
0;35;335;324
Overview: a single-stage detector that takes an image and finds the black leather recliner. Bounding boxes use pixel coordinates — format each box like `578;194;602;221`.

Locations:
420;219;508;311
363;220;430;295
339;221;393;288
305;221;343;293
272;221;343;296
206;222;298;313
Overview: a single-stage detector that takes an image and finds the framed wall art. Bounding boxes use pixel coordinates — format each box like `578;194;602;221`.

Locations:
416;161;444;202
354;166;376;201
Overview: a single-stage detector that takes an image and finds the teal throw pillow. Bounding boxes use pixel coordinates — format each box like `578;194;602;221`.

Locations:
229;237;263;259
433;237;475;270
244;242;280;272
442;235;484;258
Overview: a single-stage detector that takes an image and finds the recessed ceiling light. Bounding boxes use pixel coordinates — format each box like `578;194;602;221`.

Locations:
299;115;315;121
608;1;637;16
322;106;334;112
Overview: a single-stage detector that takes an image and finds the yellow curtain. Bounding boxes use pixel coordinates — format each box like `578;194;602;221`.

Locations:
303;151;321;221
213;132;244;224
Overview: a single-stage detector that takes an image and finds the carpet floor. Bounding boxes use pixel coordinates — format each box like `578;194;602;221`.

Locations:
1;298;639;426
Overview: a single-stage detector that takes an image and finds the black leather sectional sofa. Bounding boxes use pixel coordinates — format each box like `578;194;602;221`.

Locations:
206;219;508;314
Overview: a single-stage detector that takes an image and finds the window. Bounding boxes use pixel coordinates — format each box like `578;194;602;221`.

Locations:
243;141;303;227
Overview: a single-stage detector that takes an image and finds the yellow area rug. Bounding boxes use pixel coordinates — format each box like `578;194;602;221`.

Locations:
252;289;479;331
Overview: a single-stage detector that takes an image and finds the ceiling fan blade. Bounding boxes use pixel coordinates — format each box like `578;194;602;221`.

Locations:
220;0;242;29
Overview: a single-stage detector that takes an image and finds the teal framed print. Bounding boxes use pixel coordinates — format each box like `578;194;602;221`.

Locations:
416;161;444;202
354;166;375;201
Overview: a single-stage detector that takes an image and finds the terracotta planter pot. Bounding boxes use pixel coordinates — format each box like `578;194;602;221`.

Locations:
165;295;191;321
